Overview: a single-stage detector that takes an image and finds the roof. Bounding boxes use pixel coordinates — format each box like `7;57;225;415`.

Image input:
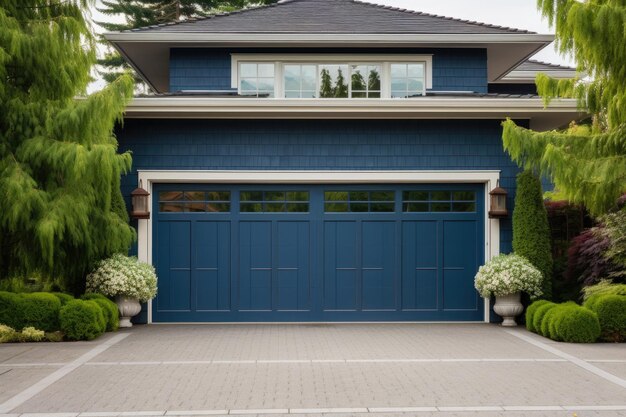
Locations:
516;59;576;72
128;0;535;34
497;59;578;83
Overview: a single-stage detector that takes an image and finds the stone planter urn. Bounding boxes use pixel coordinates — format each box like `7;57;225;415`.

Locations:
493;292;524;327
115;296;141;328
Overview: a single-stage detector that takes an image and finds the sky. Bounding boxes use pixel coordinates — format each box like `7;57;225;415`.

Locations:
89;0;574;92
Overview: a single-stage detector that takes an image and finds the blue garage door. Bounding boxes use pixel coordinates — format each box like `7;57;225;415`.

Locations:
152;184;484;322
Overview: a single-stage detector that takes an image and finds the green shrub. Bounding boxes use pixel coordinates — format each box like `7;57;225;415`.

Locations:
0;324;16;343
586;295;626;342
526;300;551;333
18;327;45;342
512;171;553;299
541;302;577;340
45;331;64;342
555;306;601;343
0;291;24;329
82;294;119;332
51;292;75;306
59;300;106;341
20;293;61;332
532;302;556;333
583;280;626;300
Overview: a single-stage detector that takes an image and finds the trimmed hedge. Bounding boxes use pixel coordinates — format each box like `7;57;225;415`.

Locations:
541;302;577;340
555;306;601;343
21;293;61;332
82;293;119;332
60;300;106;341
532;302;556;333
526;300;551;333
51;292;75;306
0;291;24;329
585;294;626;342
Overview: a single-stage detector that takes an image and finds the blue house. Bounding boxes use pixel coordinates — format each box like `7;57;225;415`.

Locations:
105;0;582;324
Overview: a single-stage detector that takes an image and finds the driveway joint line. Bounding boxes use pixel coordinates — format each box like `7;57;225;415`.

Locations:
0;334;130;414
504;328;626;389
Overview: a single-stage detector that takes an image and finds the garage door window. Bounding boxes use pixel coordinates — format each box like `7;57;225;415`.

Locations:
240;191;309;213
325;191;395;212
159;191;231;213
403;190;476;213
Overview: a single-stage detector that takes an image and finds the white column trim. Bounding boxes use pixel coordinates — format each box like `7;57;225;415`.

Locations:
136;170;501;324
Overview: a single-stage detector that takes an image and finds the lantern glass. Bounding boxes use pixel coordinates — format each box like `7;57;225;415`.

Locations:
131;187;150;219
488;186;508;218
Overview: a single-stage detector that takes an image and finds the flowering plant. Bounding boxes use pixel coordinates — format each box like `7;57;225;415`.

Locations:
86;254;157;302
474;253;543;299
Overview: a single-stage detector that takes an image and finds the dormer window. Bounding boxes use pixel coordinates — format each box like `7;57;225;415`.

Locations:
232;54;432;99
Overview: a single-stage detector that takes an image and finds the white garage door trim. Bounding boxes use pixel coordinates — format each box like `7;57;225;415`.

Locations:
136;170;502;323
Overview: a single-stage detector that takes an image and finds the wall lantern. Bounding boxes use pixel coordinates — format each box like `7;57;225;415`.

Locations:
489;182;508;218
131;181;150;220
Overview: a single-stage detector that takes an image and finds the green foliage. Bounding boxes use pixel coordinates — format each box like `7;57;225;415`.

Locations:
334;69;348;98
502;0;626;216
585;294;626;342
82;293;119;331
45;331;64;342
20;293;62;332
541;302;577;339
0;1;135;293
17;327;46;342
526;299;551;332
532;302;556;332
555;306;601;343
51;292;75;306
601;208;626;276
0;324;15;343
582;280;626;300
97;0;277;90
59;300;106;341
512;171;553;298
319;69;333;98
0;291;24;329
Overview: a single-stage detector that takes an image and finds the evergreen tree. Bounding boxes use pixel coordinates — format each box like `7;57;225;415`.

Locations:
513;171;553;299
502;0;626;216
319;68;333;98
334;68;348;98
350;70;366;95
97;0;277;90
0;0;135;292
368;68;381;92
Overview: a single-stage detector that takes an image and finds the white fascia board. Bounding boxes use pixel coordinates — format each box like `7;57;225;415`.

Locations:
104;32;555;44
499;70;577;83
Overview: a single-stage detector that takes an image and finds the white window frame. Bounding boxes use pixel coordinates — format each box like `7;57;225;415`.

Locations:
231;54;433;98
237;61;277;97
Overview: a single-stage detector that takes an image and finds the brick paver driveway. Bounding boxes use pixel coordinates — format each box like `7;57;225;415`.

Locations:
0;324;625;417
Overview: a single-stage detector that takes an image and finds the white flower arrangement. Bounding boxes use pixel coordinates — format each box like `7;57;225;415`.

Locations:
86;254;157;302
474;253;543;299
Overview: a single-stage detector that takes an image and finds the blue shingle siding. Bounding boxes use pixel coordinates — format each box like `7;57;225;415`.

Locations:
118;118;522;256
169;48;488;93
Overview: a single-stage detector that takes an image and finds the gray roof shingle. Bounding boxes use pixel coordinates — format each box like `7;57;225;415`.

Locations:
127;0;535;34
516;59;575;71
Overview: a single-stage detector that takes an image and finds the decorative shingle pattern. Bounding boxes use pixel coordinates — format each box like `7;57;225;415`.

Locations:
125;0;535;34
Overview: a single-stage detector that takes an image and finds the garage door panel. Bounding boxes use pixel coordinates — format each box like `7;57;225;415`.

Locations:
194;221;231;312
239;222;272;311
402;221;439;311
443;220;479;311
156;221;191;312
276;221;310;311
324;221;358;311
362;221;395;311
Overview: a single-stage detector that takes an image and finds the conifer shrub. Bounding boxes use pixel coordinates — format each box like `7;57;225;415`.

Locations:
584;295;626;342
59;300;105;341
541;302;577;340
51;292;75;306
555;306;601;343
20;293;61;332
512;171;553;298
526;300;551;333
532;302;556;333
0;291;24;329
82;293;119;332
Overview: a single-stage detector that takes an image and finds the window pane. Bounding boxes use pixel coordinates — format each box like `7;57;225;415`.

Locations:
287;203;309;212
349;191;368;201
407;78;424;94
159;202;185;212
391;90;406;99
368;92;381;98
403;191;428;201
265;191;285;201
185;191;205;201
319;65;349;98
368;67;381;91
257;63;274;77
187;202;206;212
350;202;368;212
390;64;407;78
453;191;475;201
452;202;476;212
301;90;316;98
241;191;262;201
403;202;429;212
207;203;230;212
407;63;424;78
285;91;301;98
240;203;263;212
301;66;317;90
240;63;257;77
325;191;348;201
240;79;256;91
351;65;368;92
284;65;300;90
287;191;309;201
352;91;367;98
371;202;394;212
265;202;286;212
431;191;451;201
257;78;275;91
325;202;348;212
207;191;231;201
371;191;394;201
159;191;184;201
431;202;451;212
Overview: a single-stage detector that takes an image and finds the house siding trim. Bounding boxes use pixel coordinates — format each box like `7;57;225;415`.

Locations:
135;169;501;324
